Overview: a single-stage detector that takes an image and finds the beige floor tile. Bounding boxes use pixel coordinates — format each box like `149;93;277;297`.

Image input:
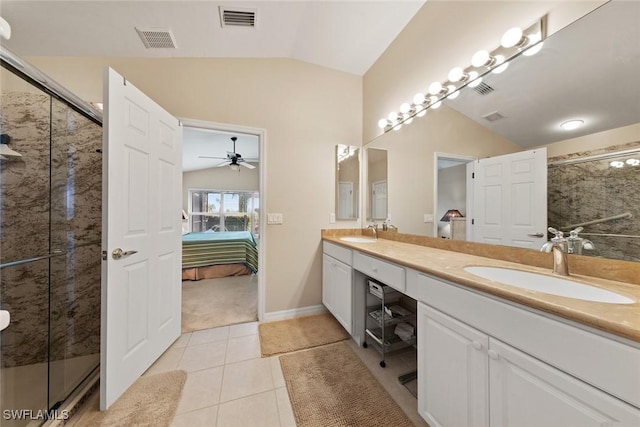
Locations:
172;332;192;349
144;346;185;376
179;341;227;372
219;358;274;403
190;326;230;346
177;366;224;414
228;321;258;338
225;334;261;364
275;387;296;427
216;391;280;427
171;405;218;427
269;356;286;389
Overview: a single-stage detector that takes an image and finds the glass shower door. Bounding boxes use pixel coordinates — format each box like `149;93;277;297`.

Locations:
0;68;53;426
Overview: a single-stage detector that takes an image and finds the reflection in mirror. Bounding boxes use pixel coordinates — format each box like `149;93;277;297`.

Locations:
367;148;387;221
335;144;359;220
548;149;640;262
362;1;640;262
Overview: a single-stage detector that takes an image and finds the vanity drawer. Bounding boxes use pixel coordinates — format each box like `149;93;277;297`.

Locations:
353;252;405;292
323;241;352;266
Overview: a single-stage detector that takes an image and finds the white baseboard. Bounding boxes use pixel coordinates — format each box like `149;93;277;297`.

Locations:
263;304;327;322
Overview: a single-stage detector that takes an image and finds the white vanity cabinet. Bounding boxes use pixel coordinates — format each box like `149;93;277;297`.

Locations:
322;242;353;333
417;274;640;427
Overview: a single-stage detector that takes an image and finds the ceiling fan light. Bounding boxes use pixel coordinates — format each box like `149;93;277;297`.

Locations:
560;119;584;131
229;163;240;171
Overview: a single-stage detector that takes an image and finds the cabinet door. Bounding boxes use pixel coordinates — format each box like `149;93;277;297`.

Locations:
489;339;640;427
322;254;352;334
322;254;336;314
418;303;489;427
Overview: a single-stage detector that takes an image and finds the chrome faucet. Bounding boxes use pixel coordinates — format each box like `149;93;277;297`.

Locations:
367;222;378;240
541;227;569;276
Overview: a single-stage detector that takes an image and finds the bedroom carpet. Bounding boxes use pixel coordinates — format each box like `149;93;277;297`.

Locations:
72;370;186;427
259;312;350;357
279;341;414;427
182;275;257;333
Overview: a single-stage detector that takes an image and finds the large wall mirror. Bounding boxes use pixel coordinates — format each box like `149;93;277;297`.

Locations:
336;144;360;220
362;1;640;262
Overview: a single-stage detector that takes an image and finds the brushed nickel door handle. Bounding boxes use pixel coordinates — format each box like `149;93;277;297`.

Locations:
112;248;138;260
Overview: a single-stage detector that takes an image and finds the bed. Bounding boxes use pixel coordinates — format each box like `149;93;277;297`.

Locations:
181;231;258;281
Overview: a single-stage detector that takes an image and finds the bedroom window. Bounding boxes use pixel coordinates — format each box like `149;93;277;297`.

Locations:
188;190;259;235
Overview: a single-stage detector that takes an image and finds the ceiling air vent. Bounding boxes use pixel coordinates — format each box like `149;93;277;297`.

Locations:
135;27;177;49
472;82;495;96
483;111;505;122
219;6;257;28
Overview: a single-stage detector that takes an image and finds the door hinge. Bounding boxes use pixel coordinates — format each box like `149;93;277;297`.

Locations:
471;219;475;225
102;251;107;261
472;172;475;179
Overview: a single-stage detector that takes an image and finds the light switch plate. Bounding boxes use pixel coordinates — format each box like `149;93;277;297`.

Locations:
329;213;336;223
424;213;434;223
268;213;284;225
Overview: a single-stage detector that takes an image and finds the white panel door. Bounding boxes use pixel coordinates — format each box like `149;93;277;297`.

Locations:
101;68;183;410
473;148;546;249
372;180;387;220
332;259;352;334
418;303;489;427
489;339;640;427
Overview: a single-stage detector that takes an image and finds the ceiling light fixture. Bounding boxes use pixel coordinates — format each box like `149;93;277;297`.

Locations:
560;119;584;131
376;16;546;134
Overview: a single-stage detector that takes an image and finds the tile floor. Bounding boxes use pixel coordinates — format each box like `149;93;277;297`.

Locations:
68;320;428;427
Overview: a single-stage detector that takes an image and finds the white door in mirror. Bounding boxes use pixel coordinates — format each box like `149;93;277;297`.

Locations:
0;310;10;331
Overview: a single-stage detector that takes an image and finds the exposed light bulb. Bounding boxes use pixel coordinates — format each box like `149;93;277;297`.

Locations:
400;103;411;114
446;85;459;100
468;77;483;88
417;109;427;117
492;57;509;74
378;119;389;129
429;96;442;109
413;93;426;105
428;81;444;95
393;123;402;131
471;50;491;67
404;116;414;125
448;67;465;82
625;158;640;166
523;34;543;56
560;119;584;131
388;112;398;122
501;27;525;48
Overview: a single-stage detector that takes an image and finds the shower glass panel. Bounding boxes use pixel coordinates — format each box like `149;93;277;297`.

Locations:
1;65;101;426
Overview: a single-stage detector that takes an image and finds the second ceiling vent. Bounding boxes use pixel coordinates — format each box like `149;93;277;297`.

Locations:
219;6;257;28
135;27;177;49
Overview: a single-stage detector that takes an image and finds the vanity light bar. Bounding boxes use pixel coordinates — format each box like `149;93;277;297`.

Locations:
378;16;547;133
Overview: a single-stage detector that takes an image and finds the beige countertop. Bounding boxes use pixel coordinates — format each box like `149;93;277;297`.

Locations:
323;234;640;344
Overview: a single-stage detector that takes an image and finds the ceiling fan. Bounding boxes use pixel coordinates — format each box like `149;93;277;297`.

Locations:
198;136;257;170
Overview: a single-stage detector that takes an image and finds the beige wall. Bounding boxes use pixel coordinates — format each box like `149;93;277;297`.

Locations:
543;123;640;158
27;56;362;315
183;166;260;213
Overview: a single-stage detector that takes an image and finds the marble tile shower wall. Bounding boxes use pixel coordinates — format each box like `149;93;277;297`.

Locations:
0;89;102;368
548;151;640;263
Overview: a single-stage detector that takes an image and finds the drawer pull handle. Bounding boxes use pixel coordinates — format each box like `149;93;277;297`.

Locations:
488;349;499;360
472;341;483;351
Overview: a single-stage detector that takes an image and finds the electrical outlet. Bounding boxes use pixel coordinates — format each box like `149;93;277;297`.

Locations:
424;213;434;223
329;213;336;223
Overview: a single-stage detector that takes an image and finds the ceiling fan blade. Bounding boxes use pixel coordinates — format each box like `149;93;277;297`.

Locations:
198;155;227;160
239;162;256;169
216;160;231;167
242;158;260;162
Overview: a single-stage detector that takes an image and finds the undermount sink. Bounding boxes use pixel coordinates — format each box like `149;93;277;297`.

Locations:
340;236;377;243
464;266;635;304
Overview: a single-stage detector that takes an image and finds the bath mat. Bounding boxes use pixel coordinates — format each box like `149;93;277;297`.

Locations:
259;312;349;357
74;370;187;427
280;341;414;427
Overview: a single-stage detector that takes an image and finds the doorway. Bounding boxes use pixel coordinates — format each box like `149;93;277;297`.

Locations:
433;153;475;239
180;118;266;332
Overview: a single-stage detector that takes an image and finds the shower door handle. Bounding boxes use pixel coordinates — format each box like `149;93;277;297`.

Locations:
0;310;10;331
111;248;138;260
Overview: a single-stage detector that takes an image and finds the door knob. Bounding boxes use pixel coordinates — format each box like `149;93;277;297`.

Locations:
527;232;544;238
472;341;483;351
111;248;138;260
488;349;500;360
